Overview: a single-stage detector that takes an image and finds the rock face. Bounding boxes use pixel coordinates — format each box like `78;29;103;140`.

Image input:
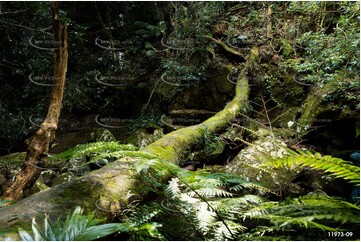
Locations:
91;128;117;142
51;171;76;187
225;136;304;197
127;127;164;148
156;64;234;112
0;152;26;194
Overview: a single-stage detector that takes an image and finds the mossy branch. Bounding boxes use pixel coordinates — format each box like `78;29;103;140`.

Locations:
202;35;244;57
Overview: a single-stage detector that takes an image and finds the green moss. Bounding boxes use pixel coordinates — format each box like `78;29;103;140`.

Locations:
0;152;26;168
297;93;322;136
143;144;176;162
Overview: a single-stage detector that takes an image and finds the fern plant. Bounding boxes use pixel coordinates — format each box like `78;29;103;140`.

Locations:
130;158;273;240
129;156;360;241
262;150;360;184
52;141;137;161
14;205;165;241
239;194;360;240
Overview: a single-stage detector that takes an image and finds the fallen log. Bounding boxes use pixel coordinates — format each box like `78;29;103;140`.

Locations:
0;48;258;240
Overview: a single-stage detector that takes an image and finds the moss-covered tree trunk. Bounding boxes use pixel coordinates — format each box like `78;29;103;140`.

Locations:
1;2;68;202
0;47;257;239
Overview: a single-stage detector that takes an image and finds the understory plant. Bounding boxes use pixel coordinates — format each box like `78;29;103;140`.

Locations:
9;142;360;241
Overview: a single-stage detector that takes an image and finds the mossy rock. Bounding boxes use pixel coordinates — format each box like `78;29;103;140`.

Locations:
0;152;26;168
191;138;225;163
127;128;164;148
168;64;234;112
28;176;49;196
68;157;92;177
0;152;26;183
40;170;58;186
49;128;117;154
91;128;117;142
226;136;304;196
51;171;76;187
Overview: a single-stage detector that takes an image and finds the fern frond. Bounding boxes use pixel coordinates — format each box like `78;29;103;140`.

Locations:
167;177;182;197
241;195;359;233
53;142;137;160
262;150;360;184
213;220;246;241
188;187;234;198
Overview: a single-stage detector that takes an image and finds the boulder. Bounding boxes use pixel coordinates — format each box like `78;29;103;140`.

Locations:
226;136;304;196
51;171;76;187
127;127;164;149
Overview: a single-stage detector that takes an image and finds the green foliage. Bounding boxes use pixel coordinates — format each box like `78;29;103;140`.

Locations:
262;150;360;184
239;195;359;240
159;2;225;89
15;205;164;241
127;150;360;240
52;141;137;161
282;2;360;110
130;158;271;240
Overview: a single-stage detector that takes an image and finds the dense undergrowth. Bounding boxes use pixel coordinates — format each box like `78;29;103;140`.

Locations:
2;140;358;241
0;1;359;241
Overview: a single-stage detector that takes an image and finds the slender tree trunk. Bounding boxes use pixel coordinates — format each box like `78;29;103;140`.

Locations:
1;2;68;201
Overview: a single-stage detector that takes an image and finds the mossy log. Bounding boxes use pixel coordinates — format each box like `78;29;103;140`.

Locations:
295;82;337;137
203;35;245;58
0;49;257;239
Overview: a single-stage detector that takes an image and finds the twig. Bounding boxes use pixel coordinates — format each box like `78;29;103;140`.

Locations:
0;20;52;35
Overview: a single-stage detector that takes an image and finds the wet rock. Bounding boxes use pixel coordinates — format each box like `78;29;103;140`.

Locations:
40;170;58;186
127;127;164;148
0;152;26;186
51;171;76;187
91;128;117;142
68;157;92;176
28;176;49;196
226;136;303;196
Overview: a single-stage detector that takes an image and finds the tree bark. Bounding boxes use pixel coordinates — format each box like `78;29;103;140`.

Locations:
0;48;257;240
1;2;68;201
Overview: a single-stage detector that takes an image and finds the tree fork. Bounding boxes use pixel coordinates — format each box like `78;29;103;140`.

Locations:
1;2;68;201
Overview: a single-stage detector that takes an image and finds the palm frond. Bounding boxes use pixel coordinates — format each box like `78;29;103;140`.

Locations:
17;206;132;241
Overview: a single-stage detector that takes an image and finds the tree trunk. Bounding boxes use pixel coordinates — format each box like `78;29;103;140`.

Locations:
1;2;68;201
0;48;257;240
